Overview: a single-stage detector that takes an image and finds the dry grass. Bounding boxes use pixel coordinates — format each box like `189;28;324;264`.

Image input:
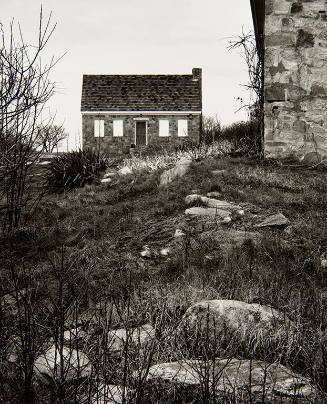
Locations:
1;151;327;402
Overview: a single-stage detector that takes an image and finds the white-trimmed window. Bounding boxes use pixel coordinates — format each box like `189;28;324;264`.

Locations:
113;120;123;137
94;119;104;137
178;119;188;137
159;119;169;137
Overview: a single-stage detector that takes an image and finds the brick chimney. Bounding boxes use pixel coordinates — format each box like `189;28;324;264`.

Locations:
192;67;202;81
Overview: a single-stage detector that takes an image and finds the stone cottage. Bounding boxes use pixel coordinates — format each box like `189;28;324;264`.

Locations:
250;0;327;160
81;68;202;154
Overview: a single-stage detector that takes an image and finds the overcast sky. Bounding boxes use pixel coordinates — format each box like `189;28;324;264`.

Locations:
1;0;254;150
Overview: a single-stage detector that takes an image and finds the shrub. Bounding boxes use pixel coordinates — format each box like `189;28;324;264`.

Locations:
221;120;262;157
46;149;108;192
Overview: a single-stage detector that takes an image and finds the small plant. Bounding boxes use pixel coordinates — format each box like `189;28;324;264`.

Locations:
46;149;109;192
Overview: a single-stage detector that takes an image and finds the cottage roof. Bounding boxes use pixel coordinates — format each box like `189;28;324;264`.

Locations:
81;69;202;112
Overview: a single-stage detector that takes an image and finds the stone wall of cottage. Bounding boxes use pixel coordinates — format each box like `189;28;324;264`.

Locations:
264;0;327;159
82;114;201;155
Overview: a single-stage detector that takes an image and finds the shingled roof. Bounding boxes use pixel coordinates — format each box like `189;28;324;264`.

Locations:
81;69;202;112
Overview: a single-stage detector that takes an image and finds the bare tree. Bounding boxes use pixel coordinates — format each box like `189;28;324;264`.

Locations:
0;8;60;234
228;30;264;157
36;124;68;153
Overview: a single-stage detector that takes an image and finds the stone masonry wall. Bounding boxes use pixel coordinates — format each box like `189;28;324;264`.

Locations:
82;114;201;155
264;0;327;159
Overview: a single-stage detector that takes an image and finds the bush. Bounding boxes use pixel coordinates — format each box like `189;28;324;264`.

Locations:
221;120;262;157
46;149;108;192
202;116;262;157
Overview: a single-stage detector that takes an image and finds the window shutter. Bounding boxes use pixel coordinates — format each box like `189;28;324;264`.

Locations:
94;119;99;137
113;120;123;137
99;120;104;137
178;120;188;137
159;120;169;137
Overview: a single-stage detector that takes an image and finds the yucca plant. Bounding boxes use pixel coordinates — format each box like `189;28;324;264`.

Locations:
46;149;108;192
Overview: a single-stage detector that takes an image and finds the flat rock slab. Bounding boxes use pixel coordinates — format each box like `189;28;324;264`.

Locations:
211;169;227;175
255;213;288;228
160;158;192;186
185;194;242;210
146;359;316;400
185;207;231;219
180;299;293;347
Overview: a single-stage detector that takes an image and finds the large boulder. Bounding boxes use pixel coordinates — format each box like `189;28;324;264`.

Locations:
179;300;293;346
145;359;316;401
34;344;92;383
160;158;192;186
107;323;155;355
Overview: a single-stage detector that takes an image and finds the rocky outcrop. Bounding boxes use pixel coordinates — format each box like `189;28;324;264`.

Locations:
179;299;293;346
146;359;315;400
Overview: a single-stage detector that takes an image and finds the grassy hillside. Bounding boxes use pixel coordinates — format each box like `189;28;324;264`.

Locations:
1;149;327;402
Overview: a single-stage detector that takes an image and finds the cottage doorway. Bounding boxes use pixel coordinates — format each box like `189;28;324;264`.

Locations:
135;121;147;146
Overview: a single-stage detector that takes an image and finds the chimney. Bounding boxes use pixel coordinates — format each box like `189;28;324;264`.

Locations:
192;67;202;81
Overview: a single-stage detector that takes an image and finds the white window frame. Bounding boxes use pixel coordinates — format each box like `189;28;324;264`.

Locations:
113;119;124;137
159;119;170;137
178;119;188;137
94;119;104;137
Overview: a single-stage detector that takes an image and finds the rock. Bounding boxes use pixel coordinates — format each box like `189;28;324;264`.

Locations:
34;345;92;383
301;152;322;166
211;169;226;175
103;171;117;179
184;194;202;205
91;384;132;404
320;252;327;269
185;194;242;210
180;299;293;346
100;178;112;184
160;248;170;256
221;216;232;224
63;327;88;345
255;213;288;228
118;166;133;175
207;191;221;198
107;324;155;355
159;158;192;186
140;245;152;259
185;207;231;220
146;359;316;400
174;229;186;238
